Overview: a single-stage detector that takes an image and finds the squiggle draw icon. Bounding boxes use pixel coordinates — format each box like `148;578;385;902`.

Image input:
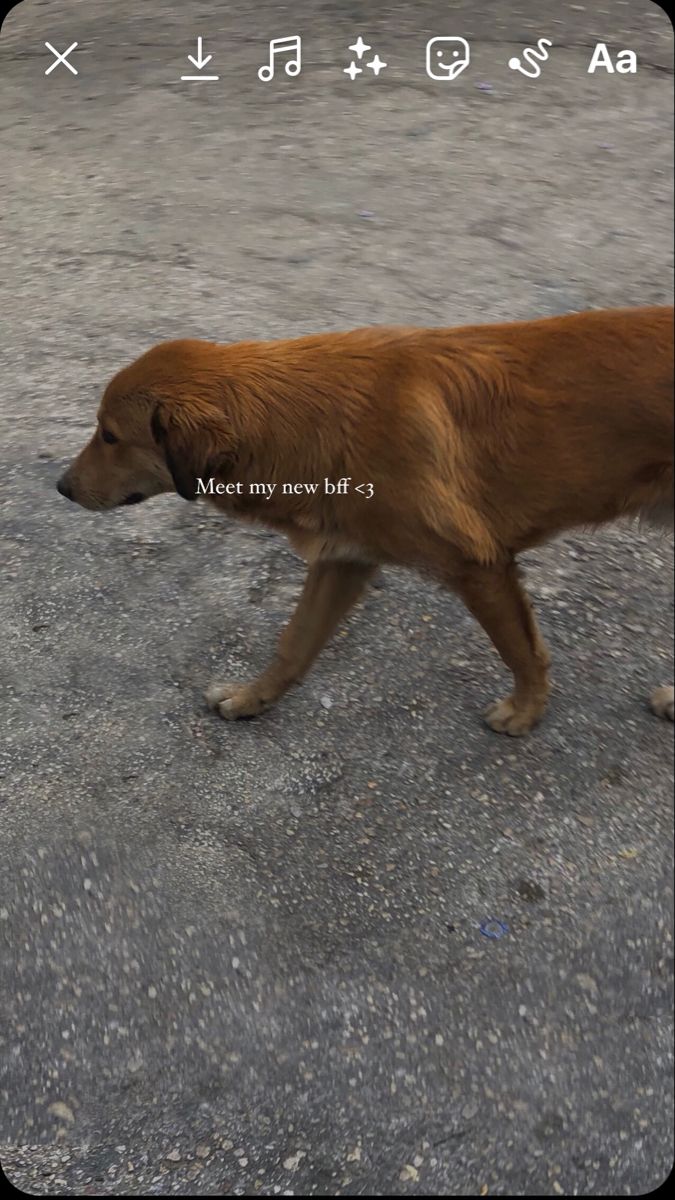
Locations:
508;38;552;79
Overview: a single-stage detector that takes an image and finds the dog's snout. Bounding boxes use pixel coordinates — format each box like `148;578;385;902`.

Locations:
57;476;74;501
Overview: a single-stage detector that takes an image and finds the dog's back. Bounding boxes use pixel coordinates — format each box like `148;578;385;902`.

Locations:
519;306;673;536
416;306;674;551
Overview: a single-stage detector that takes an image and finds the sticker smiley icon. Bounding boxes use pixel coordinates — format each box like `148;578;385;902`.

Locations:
426;36;471;81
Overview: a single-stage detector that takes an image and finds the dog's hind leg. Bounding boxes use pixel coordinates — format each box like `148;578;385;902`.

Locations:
207;560;375;720
449;559;552;736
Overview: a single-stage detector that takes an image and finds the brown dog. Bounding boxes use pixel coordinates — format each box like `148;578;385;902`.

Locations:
57;307;674;734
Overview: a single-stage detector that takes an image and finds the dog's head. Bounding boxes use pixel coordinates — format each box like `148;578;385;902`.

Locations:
57;340;237;510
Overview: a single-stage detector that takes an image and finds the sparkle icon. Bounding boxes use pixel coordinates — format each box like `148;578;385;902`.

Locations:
367;54;387;75
349;36;371;59
343;36;387;81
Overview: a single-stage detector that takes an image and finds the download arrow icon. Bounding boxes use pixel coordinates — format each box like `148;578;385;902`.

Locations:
181;36;219;81
187;37;212;70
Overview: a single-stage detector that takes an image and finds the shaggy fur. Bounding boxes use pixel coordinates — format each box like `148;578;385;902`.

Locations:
58;306;674;734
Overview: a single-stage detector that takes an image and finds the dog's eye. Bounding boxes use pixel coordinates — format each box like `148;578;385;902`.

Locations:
101;429;118;445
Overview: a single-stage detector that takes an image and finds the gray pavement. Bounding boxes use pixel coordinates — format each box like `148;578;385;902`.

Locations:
0;1;673;1194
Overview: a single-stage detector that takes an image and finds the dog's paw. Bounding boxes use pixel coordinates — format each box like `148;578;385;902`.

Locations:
205;680;273;720
650;685;674;722
484;696;544;737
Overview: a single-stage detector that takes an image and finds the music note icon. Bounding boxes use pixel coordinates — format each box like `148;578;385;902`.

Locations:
258;35;302;82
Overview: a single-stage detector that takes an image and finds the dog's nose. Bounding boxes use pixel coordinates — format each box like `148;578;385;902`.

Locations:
57;477;74;501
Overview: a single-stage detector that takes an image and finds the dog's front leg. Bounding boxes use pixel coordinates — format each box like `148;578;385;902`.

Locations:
207;560;375;720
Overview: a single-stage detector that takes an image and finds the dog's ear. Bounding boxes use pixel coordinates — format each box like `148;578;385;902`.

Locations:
151;398;237;501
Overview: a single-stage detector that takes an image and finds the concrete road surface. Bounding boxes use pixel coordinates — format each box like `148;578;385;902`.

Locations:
1;0;673;1194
